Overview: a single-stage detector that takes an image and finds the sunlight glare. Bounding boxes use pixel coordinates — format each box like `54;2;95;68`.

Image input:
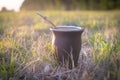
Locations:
0;0;24;12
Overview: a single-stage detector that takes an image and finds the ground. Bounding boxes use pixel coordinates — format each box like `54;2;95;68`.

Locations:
0;10;120;80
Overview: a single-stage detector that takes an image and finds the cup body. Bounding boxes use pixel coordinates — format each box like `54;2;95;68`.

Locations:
50;26;84;68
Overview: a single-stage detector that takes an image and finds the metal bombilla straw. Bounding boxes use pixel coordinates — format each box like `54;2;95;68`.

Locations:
37;13;56;28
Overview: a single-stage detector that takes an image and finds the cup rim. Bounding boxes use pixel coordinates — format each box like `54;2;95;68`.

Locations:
50;26;84;32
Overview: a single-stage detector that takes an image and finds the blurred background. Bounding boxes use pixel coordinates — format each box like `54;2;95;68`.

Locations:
0;0;120;12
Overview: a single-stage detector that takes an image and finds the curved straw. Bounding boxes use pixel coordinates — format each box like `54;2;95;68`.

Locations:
37;13;56;28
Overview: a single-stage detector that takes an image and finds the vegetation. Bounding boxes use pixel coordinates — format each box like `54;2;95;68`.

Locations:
20;0;120;10
0;11;120;80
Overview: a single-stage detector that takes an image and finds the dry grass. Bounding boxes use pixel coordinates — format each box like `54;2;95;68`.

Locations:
0;10;120;80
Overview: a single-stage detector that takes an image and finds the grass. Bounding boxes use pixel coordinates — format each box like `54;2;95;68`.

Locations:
0;10;120;80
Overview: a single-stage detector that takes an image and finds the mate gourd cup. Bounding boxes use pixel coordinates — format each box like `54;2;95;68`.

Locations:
50;26;84;68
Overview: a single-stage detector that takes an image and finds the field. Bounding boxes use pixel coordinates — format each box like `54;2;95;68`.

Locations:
0;10;120;80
